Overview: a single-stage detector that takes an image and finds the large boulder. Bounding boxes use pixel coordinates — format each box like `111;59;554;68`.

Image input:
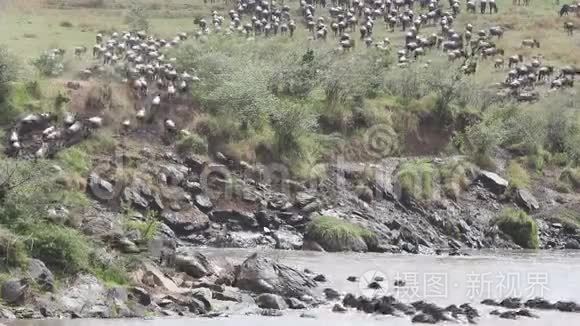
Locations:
88;173;115;200
273;229;304;250
1;279;28;305
476;171;509;195
256;293;287;310
160;164;189;186
161;208;209;235
28;259;54;291
514;189;540;212
210;209;258;229
58;274;110;317
175;251;214;278
235;253;316;298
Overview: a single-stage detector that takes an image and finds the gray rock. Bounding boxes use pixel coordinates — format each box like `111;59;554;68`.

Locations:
175;251;214;278
210;209;258;229
515;189;540;212
235;253;317;298
160;164;188;186
332;303;347;312
194;194;213;211
260;308;283;316
58;274;106;316
286;297;307;309
295;192;315;208
123;186;149;209
273;230;303;250
213;289;242;302
88;173;115;200
28;259;54;291
300;312;317;318
0;307;16;319
256;293;287;310
118;237;140;253
477;171;509;195
129;287;151;306
1;279;27;305
324;288;340;300
212;231;276;249
161;208;209;235
565;239;580;250
302;240;325;251
191;287;213;311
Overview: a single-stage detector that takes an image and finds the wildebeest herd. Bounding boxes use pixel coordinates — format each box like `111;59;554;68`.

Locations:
5;0;580;157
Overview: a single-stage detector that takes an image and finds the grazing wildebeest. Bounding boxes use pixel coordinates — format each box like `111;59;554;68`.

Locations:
521;38;540;48
565;21;575;35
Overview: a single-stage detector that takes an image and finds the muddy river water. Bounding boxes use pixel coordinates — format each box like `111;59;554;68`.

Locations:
5;248;580;325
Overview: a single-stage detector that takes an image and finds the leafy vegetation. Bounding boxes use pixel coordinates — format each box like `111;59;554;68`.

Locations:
559;167;580;192
494;208;539;249
396;160;436;202
305;216;377;252
31;51;65;77
506;161;531;191
176;132;208;156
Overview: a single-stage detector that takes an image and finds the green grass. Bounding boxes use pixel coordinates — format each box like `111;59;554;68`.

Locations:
176;132;208;156
507;161;531;191
27;223;92;273
440;159;473;200
546;208;580;232
494;208;539;249
305;216;377;252
559;167;580;192
0;226;29;270
56;147;91;176
396;160;436;202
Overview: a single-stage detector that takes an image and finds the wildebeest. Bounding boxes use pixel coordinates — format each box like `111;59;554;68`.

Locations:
521;38;540;48
565;21;575;35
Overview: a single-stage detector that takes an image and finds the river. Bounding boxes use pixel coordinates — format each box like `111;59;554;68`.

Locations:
5;249;580;326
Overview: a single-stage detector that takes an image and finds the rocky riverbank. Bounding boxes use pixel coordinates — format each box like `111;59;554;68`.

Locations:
4;250;580;323
2;118;580;321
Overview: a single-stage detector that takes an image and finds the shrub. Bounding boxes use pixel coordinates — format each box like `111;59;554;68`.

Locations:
494;208;539;249
0;47;18;101
545;208;580;232
60;21;74;28
57;147;91;176
32;51;65;77
440;159;472;200
305;216;377;252
91;254;129;286
396;160;435;202
559;167;580;192
27;224;91;273
507;161;530;191
176;133;208;156
0;227;28;269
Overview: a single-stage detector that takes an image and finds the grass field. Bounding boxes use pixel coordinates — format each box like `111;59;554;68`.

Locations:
1;0;578;71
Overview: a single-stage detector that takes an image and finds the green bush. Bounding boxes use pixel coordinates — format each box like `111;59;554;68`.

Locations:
396;160;435;202
559;167;580;192
305;216;377;252
176;132;208;155
440;159;472;200
507;161;530;191
56;147;91;176
494;208;539;249
0;227;28;269
552;208;580;231
31;52;65;77
27;224;91;273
